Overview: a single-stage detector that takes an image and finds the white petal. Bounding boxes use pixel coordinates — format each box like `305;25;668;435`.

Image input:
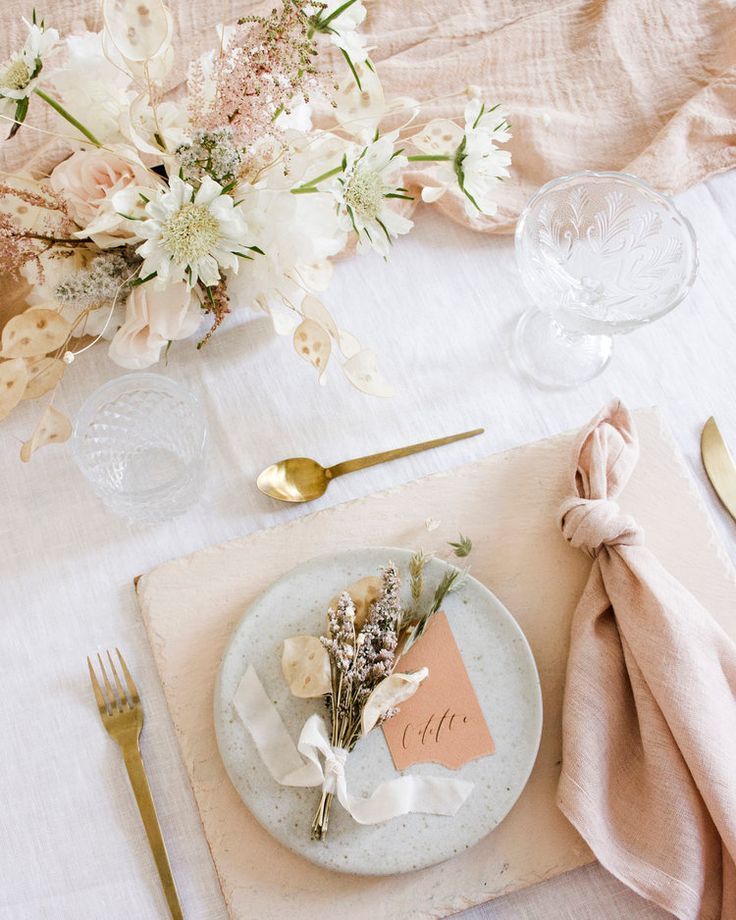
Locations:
195;255;221;287
195;175;223;206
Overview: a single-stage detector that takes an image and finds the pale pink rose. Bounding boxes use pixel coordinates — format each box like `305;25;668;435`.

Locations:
108;282;202;370
49;147;157;246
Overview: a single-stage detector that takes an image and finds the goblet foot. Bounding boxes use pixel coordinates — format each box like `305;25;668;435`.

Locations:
512;309;613;389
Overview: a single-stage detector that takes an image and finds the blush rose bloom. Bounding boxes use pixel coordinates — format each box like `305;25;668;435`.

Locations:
49;147;159;248
108;282;202;370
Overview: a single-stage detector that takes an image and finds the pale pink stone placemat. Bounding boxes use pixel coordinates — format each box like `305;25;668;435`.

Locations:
135;409;736;919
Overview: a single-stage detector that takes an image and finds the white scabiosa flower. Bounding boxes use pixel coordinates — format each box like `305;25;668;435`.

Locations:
320;0;370;65
310;0;370;71
0;17;58;124
136;176;252;288
458;99;512;218
333;132;413;257
412;99;512;218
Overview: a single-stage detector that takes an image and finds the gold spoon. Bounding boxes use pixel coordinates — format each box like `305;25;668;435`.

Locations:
257;428;485;503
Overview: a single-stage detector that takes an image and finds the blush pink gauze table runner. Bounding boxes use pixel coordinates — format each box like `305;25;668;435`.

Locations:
0;0;734;236
135;407;736;919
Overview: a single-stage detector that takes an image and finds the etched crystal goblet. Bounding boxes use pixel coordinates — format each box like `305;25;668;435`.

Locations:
72;373;207;524
512;171;698;388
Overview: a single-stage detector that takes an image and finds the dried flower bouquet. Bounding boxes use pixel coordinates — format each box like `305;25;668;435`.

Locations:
0;2;512;460
280;536;473;839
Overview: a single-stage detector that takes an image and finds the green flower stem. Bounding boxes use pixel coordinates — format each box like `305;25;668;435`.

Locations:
290;164;342;194
320;0;360;28
407;154;452;162
33;88;102;148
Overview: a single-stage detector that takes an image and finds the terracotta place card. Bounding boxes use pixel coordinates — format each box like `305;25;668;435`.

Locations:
382;612;495;771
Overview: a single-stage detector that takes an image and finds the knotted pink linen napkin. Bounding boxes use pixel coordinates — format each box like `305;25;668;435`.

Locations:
557;400;736;920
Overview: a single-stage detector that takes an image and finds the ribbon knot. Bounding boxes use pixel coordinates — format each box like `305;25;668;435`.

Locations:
559;497;643;558
322;746;347;793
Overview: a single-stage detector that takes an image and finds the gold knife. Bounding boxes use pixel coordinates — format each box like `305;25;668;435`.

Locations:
701;417;736;522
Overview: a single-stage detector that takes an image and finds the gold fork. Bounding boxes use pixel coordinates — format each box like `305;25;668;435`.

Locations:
87;649;183;920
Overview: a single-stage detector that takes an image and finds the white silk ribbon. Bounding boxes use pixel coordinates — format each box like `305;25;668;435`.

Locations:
233;665;474;825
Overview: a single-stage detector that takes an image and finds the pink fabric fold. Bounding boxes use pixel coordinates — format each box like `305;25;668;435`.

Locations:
558;400;736;920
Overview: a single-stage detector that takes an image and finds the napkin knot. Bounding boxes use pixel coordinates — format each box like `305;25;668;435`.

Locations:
559;497;643;558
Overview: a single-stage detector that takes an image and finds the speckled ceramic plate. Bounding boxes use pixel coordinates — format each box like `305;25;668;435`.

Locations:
214;548;542;875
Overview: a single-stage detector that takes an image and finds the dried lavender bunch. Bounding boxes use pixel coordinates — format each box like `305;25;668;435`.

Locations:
312;564;401;839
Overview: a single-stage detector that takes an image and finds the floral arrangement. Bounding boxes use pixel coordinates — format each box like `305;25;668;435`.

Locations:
279;535;473;838
0;2;512;459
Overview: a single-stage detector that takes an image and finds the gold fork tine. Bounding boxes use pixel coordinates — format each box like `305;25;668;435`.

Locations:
97;652;122;713
87;656;109;716
107;650;130;710
116;647;140;705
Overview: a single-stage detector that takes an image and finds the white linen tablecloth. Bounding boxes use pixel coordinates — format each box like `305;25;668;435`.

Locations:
1;169;735;920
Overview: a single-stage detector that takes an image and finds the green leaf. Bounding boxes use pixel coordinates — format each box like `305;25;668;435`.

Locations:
340;48;362;91
375;217;392;244
321;0;360;29
8;96;30;139
130;272;157;287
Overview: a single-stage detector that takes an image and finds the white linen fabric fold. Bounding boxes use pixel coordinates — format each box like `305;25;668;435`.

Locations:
232;664;474;825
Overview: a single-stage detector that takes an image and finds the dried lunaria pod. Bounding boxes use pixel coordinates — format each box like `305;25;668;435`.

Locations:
294;262;332;293
102;0;172;63
20;404;72;462
414;119;463;154
0;358;29;420
300;295;338;338
342;348;394;397
361;667;429;736
282;635;331;699
328;576;382;632
293;318;331;384
336;327;361;360
22;357;64;400
1;308;71;359
335;62;386;139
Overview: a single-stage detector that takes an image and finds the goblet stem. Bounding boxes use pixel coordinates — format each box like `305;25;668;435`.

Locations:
511;308;613;389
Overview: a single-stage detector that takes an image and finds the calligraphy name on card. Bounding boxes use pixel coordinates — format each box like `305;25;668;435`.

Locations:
382;612;495;771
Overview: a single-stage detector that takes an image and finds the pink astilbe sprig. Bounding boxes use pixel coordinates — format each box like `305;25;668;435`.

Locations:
189;1;336;150
0;180;84;277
